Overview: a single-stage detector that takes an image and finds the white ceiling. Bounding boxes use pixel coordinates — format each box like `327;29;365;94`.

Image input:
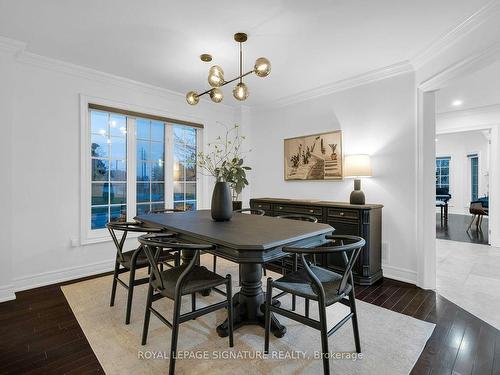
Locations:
437;58;500;113
0;0;492;106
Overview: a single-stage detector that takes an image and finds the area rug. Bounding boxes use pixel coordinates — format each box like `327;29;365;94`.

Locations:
62;256;434;374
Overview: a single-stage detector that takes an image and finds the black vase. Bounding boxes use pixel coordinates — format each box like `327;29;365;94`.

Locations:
211;181;233;221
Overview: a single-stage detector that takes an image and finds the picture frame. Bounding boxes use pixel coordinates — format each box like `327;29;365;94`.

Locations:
284;130;343;181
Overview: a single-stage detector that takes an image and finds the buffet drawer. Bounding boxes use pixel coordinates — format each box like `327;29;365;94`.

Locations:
273;204;323;217
251;202;271;211
327;208;359;220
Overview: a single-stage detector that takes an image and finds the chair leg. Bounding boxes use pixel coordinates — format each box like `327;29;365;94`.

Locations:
226;275;234;348
318;303;330;375
264;278;273;354
191;293;196;319
141;284;154;345
305;298;310;318
467;215;476;231
292;254;297;311
169;294;182;375
213;255;217;272
110;260;120;307
348;290;361;353
125;265;136;325
262;265;267;276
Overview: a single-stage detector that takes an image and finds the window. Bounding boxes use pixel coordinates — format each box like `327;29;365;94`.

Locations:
469;154;479;201
85;104;201;235
136;119;165;215
435;157;450;191
90;111;127;229
173;125;197;211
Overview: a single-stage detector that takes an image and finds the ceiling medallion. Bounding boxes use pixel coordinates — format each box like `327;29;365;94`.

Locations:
186;33;271;105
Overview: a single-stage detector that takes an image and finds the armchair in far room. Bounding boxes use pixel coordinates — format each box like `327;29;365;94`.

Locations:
467;198;489;232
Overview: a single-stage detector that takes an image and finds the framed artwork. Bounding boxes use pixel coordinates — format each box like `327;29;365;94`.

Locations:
284;130;343;180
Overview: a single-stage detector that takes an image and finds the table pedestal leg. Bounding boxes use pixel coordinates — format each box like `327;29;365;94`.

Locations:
216;263;286;338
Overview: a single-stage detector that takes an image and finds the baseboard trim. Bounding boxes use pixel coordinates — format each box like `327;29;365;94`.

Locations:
382;264;418;285
12;259;115;295
0;285;16;303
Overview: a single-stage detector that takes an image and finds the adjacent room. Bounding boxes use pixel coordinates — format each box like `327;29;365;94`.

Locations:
434;57;500;333
1;1;500;374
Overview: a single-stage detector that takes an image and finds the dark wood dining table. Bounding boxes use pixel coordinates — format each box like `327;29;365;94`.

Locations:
136;209;333;338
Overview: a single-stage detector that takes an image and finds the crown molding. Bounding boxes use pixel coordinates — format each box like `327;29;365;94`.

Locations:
419;41;500;91
411;0;500;70
267;60;414;109
15;50;239;111
437;103;500;117
0;36;26;55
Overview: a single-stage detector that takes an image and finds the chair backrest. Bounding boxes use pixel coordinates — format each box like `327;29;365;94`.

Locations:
234;208;265;216
436;187;450;196
276;214;318;223
106;221;163;262
470;201;487;215
283;235;365;298
138;233;215;292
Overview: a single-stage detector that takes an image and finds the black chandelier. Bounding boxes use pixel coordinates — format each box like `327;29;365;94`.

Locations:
186;33;271;105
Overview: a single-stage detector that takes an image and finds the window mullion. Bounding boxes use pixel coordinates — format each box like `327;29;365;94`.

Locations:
127;117;137;220
165;124;174;209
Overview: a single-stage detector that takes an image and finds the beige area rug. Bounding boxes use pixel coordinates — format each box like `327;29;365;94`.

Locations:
62;255;434;374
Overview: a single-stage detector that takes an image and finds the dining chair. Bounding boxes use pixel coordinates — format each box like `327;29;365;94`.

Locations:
275;214;319;311
106;221;179;324
212;208;266;284
139;233;233;375
264;235;365;375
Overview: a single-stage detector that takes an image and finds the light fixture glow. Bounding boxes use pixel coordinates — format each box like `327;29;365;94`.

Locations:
452;100;463;107
209;88;224;103
186;91;200;105
254;57;271;77
208;65;224;87
233;82;249;101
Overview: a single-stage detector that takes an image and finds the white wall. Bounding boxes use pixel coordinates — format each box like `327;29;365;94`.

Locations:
436;131;489;214
0;49;15;301
250;73;418;283
1;49;239;299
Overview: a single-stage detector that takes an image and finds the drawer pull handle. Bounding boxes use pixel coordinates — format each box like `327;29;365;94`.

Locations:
278;206;283;210
340;212;345;216
309;210;314;213
258;205;262;208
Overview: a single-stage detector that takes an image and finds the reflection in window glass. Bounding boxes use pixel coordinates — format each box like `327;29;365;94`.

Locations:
136;118;165;214
173;125;197;211
90;110;127;229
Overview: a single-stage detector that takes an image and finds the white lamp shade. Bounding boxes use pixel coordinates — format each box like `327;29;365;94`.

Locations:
344;154;372;178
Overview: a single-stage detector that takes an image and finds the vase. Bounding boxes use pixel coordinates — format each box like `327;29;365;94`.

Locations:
211;181;233;221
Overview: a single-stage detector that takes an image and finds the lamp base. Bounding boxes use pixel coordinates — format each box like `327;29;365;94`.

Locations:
349;179;366;205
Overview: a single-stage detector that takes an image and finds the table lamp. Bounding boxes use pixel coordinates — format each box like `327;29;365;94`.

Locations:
344;154;372;205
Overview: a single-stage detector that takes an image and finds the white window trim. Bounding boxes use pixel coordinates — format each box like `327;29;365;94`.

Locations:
79;94;204;245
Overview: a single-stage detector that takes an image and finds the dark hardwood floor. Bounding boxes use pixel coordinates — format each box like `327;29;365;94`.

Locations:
1;274;499;374
436;213;489;245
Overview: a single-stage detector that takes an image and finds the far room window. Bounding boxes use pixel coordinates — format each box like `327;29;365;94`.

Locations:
469;154;479;201
435;157;450;192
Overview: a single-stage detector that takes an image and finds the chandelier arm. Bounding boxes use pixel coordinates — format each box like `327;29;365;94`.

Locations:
196;70;254;98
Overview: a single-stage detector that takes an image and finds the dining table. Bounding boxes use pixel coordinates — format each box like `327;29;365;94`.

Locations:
136;209;333;338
